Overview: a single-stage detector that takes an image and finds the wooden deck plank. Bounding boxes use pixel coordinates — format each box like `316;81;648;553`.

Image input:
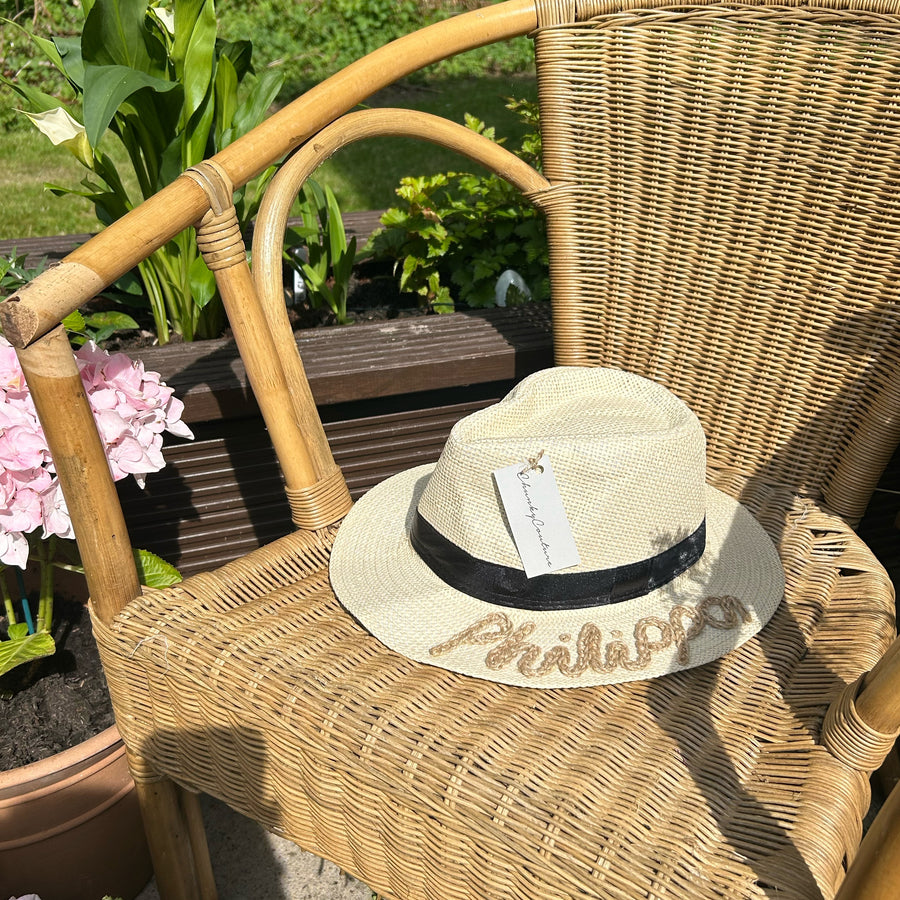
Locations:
0;211;386;269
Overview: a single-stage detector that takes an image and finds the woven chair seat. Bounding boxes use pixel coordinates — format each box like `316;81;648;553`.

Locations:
93;469;894;900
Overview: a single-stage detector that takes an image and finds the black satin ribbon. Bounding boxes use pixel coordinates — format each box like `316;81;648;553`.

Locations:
410;512;706;611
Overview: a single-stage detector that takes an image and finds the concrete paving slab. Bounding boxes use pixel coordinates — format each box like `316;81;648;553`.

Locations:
136;794;373;900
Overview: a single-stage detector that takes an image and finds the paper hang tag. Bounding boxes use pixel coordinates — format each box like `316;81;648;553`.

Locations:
492;453;581;578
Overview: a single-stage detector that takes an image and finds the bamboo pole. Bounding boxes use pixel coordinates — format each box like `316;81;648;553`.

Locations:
251;108;551;461
187;161;350;519
211;258;320;489
835;779;900;900
16;327;141;625
129;763;215;900
855;636;900;736
0;0;539;349
187;162;322;491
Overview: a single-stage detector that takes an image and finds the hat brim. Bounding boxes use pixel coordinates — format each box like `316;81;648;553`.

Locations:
330;465;784;688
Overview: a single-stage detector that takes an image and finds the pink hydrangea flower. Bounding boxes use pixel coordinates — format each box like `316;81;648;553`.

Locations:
0;335;193;568
0;530;28;568
40;478;75;542
0;339;27;391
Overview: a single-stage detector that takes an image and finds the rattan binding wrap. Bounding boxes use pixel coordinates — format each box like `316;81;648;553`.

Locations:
285;466;352;530
186;162;247;271
823;678;900;772
94;468;894;899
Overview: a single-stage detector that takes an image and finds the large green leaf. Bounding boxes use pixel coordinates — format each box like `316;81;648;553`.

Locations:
42;177;130;224
0;631;56;678
213;54;238;149
0;75;69;117
33;33;67;72
172;0;207;66
181;89;215;168
326;186;350;263
62;310;87;333
227;68;283;144
176;0;217;129
83;310;141;343
158;134;186;194
82;0;153;70
54;36;86;87
217;39;253;81
188;255;217;311
1;18;69;81
82;64;179;147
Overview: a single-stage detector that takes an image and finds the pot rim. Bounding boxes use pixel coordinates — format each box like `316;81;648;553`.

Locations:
0;723;123;798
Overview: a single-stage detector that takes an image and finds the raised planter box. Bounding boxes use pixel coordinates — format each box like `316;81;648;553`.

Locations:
120;306;555;577
2;219;554;577
7;224;898;583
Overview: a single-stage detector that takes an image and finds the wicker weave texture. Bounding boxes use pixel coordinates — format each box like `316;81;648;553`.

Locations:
94;471;894;900
537;7;900;520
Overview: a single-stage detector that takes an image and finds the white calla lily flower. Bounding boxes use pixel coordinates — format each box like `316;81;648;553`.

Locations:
22;107;93;168
150;5;175;35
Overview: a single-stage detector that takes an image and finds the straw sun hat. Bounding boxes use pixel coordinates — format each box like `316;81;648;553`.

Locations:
330;367;784;688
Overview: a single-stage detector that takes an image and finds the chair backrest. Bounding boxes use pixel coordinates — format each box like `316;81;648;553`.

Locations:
533;0;900;523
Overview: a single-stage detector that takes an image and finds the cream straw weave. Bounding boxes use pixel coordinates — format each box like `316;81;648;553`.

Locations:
331;367;784;687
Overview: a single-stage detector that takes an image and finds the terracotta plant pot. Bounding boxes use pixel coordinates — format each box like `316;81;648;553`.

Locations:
0;724;151;900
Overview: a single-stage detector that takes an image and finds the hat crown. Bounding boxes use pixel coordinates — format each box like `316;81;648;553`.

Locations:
417;367;707;572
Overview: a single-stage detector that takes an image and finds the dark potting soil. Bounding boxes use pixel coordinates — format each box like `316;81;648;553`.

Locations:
0;598;114;770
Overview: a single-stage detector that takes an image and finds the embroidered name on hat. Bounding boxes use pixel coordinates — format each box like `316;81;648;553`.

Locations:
428;595;751;678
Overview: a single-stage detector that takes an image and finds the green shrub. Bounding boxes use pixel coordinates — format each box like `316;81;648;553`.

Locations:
287;179;357;325
367;98;548;312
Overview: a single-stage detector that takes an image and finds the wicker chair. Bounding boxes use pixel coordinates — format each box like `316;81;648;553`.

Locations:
5;0;900;897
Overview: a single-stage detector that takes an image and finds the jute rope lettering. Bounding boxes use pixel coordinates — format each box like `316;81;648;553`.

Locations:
429;596;751;678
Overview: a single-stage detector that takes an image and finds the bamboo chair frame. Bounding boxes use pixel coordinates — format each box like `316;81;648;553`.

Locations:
4;1;900;898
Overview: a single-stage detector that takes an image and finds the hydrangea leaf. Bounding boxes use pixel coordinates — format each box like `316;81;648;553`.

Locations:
0;630;56;678
134;549;182;588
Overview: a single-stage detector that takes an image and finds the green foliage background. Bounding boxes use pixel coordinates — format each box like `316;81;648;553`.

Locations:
1;0;535;132
1;1;537;232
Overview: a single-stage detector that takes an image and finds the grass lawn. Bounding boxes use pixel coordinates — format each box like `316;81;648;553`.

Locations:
0;74;537;242
0;132;101;239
